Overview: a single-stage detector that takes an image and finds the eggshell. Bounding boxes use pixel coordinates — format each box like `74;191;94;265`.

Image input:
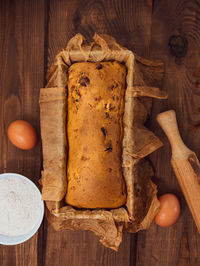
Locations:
7;120;37;150
154;193;180;227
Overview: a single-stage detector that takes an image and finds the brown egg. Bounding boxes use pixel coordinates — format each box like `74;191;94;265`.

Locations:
154;193;180;227
7;120;37;150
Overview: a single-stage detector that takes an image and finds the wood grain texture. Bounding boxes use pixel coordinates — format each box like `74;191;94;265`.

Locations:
45;1;137;265
45;227;132;266
44;0;155;265
136;0;200;265
1;0;200;265
157;110;200;258
0;0;45;265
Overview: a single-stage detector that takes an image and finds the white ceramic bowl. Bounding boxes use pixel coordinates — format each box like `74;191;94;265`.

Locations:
0;173;44;245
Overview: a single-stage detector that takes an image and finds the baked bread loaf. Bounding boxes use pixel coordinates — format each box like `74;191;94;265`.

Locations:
66;61;126;208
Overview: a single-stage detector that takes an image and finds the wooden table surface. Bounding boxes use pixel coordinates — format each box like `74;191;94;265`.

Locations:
1;0;200;265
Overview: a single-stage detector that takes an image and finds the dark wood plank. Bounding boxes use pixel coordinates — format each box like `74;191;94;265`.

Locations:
45;227;132;266
45;0;153;265
2;0;200;265
46;1;132;265
0;0;46;265
47;0;153;65
135;0;200;265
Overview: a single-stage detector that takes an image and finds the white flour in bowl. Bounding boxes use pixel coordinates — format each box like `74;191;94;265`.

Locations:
0;176;43;236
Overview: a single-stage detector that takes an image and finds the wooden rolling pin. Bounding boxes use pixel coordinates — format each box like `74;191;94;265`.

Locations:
157;110;200;233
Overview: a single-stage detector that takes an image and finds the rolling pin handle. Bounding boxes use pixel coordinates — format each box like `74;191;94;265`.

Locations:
157;109;200;234
156;110;191;157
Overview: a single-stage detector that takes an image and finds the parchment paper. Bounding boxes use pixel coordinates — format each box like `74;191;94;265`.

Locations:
39;33;167;251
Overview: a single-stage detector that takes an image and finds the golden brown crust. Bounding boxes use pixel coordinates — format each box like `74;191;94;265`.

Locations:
66;61;127;208
40;33;166;250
